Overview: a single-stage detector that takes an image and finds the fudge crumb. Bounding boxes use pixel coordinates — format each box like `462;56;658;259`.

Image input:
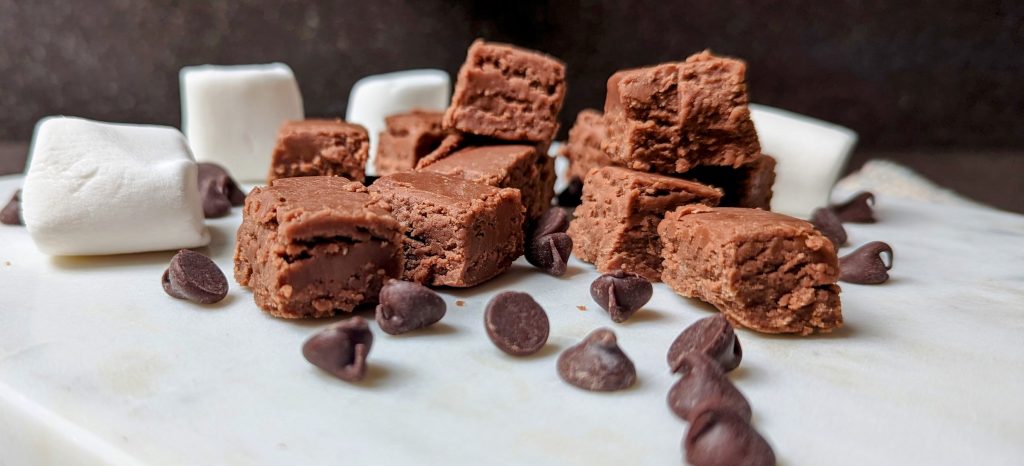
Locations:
456;300;465;307
576;305;587;311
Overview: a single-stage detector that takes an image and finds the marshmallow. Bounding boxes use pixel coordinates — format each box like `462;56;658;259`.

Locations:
180;63;304;181
749;104;858;218
22;117;209;255
345;69;450;175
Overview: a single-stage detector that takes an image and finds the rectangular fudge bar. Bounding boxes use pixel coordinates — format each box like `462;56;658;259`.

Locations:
268;119;369;183
419;144;555;220
682;154;776;209
234;176;401;319
444;40;567;143
567;166;722;281
602;51;760;174
658;205;842;335
375;110;447;176
368;171;525;287
560;108;612;182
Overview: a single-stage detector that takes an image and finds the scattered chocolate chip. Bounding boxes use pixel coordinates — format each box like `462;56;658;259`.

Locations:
200;180;233;218
684;406;775;466
161;249;228;304
525;232;573;276
302;317;373;382
830;191;876;223
1;189;22;225
532;207;571;237
839;241;894;284
667;314;742;373
556;177;584;207
484;291;549;356
197;163;246;218
363;175;379;186
557;328;636;391
375;279;446;335
810;207;847;246
667;352;751;422
590;270;653;323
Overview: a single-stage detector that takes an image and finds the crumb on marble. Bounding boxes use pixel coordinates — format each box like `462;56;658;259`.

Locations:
456;300;465;307
577;305;586;311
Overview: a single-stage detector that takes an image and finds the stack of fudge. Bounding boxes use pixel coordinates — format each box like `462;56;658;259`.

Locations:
236;40;566;318
562;51;841;335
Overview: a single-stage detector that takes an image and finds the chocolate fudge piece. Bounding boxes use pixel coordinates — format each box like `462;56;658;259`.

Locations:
602;51;760;174
658;206;843;335
368;171;524;287
682;154;776;209
560;109;612;182
234;176;402;318
268;119;369;183
419;144;555;220
444;40;567;143
568;166;722;281
375;110;447;176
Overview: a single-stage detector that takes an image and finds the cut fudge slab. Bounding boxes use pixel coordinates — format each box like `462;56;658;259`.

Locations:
368;171;524;287
419;144;555;220
560;109;612;182
375;110;447;176
682;154;776;209
234;176;402;319
444;40;567;143
658;206;842;335
602;52;760;174
268;119;369;183
567;166;722;281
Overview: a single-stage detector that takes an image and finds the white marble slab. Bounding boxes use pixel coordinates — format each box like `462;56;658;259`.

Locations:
0;174;1022;466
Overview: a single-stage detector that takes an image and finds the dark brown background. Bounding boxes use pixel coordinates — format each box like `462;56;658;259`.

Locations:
1;0;1021;211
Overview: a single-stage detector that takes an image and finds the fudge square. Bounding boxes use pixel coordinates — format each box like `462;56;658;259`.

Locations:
560;109;612;183
602;51;760;174
682;154;776;210
234;176;402;319
368;171;524;287
567;166;722;281
268;119;369;184
375;110;447;176
658;206;843;335
419;144;555;220
444;40;567;143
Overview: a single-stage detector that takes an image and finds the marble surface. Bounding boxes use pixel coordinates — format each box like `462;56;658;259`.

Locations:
1;174;1023;465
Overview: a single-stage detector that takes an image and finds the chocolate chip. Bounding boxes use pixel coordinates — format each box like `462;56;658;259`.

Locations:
667;314;742;373
302;317;373;382
839;241;894;284
830;191;876;223
810;207;847;246
484;291;549;356
557;328;636;391
590;270;653;323
161;249;228;304
667;352;751;422
375;279;446;335
556;177;584;207
197;162;246;214
200;180;232;218
532;207;571;237
1;189;22;225
364;175;380;186
525;232;573;276
684;406;775;466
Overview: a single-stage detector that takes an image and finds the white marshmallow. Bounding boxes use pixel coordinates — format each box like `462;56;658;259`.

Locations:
180;63;304;181
22;117;209;256
749;104;858;218
345;69;450;175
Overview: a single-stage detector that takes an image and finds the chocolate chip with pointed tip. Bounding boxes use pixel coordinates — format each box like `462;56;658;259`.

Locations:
375;279;446;335
590;270;653;323
556;177;584;207
667;352;751;422
557;328;636;391
667;314;742;372
532;207;571;237
198;162;247;208
1;189;23;225
302;317;373;382
810;207;847;246
525;232;572;276
830;191;876;223
840;241;893;284
484;291;549;356
161;249;228;304
684;406;775;466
